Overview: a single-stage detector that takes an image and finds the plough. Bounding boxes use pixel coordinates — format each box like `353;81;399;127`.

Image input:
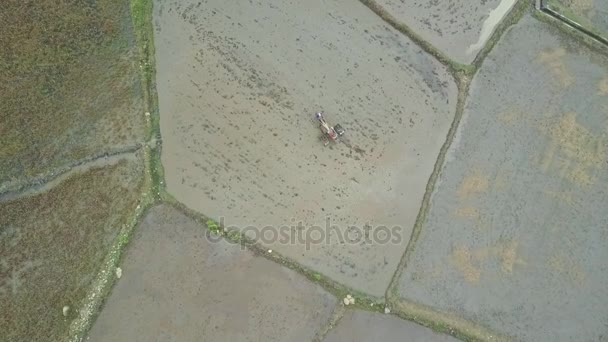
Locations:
315;111;345;146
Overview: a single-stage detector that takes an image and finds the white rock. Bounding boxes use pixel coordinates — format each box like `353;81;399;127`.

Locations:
384;307;391;314
116;267;122;279
145;112;150;117
349;297;355;305
343;297;350;305
62;306;70;317
268;249;272;254
346;294;352;299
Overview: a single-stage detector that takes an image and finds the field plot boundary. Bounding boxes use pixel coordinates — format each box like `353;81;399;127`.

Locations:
539;0;608;47
56;1;606;342
84;0;523;341
378;3;529;341
0;145;142;200
63;0;164;340
392;11;608;342
162;196;387;308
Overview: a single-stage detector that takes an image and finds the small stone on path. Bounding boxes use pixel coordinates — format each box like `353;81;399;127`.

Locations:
343;294;355;305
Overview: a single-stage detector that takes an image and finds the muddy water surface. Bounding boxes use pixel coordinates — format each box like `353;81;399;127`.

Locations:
155;0;456;296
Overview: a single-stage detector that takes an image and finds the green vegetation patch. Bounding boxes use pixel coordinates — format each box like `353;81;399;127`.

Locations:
0;157;144;341
205;219;221;234
0;0;146;184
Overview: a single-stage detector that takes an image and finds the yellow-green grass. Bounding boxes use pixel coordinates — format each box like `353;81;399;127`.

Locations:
0;0;146;184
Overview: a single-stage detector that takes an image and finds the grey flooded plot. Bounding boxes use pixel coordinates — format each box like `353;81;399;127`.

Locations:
88;205;336;342
155;0;456;296
324;310;459;341
397;15;608;342
373;0;518;64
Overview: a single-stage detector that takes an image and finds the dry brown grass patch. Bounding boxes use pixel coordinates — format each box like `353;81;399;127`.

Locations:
0;158;143;341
